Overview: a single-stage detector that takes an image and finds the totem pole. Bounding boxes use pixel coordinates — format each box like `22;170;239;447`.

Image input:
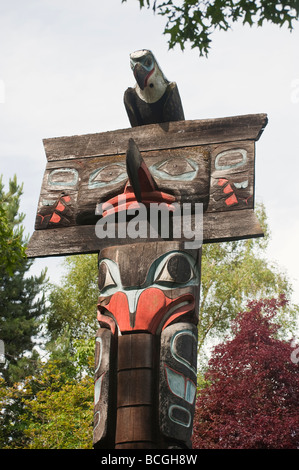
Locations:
94;241;201;449
94;51;200;448
27;50;267;449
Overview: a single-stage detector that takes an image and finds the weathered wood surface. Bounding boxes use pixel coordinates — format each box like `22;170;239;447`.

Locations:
27;114;267;258
43;113;267;161
26;209;263;258
159;322;198;448
34;145;211;230
115;334;155;448
94;242;201;449
93;328;117;448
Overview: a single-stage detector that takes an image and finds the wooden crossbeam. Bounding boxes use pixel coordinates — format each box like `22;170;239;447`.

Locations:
26;113;267;258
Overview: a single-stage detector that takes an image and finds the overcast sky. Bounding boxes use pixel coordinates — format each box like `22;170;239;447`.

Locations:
1;0;299;306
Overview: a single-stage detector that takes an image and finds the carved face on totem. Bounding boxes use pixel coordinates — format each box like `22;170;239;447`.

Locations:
97;241;200;335
94;241;200;449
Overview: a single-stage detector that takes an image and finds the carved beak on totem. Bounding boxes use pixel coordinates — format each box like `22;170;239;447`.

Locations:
100;138;176;218
97;288;195;335
133;62;153;90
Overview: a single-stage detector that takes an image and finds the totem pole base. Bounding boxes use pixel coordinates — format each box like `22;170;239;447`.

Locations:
115;333;157;449
93;242;201;449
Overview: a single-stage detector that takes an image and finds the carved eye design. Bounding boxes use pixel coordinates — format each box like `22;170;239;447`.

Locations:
48;168;78;187
98;261;116;292
150;158;198;181
89;164;127;189
154;254;194;286
215;149;247;171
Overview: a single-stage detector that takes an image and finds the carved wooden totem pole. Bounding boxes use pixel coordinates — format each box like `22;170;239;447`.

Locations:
94;241;201;449
27;49;267;449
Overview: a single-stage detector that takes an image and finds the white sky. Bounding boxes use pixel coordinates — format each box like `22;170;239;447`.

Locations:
1;0;299;306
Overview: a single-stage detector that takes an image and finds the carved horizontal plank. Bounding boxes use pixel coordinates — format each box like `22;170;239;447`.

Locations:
26;209;263;258
43;113;268;162
27;115;266;256
33;139;257;233
34;146;212;230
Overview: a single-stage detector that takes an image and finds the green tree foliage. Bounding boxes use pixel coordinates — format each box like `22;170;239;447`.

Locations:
0;264;47;385
22;361;94;449
47;254;99;346
0;175;49;446
1;200;297;448
122;1;299;55
0;358;94;449
0;175;48;385
198;204;297;352
0;375;28;448
47;204;298;354
0;325;94;448
193;296;299;448
0;175;26;274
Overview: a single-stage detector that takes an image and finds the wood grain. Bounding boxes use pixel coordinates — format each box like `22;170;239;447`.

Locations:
43;113;267;161
26;209;263;258
27;114;267;257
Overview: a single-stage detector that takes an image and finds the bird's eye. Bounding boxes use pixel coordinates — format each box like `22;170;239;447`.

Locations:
154;254;194;286
144;58;152;68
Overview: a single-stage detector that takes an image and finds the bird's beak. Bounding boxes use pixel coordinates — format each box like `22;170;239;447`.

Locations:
99;139;176;218
133;62;148;90
126;138;151;202
97;288;196;334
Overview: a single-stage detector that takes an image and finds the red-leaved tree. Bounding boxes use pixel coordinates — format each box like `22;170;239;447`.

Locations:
193;296;299;449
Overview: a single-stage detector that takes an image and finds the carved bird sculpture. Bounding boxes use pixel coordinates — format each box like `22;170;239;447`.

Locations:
124;49;185;127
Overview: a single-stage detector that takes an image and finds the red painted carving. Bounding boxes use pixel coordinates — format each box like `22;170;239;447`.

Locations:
56;201;65;212
218;178;228;187
225;193;238;206
35;195;72;229
97;288;195;335
50;212;61;223
101;181;176;218
223;183;233;194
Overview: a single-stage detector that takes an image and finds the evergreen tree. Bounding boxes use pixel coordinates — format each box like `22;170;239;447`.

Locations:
0;175;47;385
0;175;25;274
0;260;47;384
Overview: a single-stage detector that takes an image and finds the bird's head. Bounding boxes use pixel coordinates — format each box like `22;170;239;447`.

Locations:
130;49;168;103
